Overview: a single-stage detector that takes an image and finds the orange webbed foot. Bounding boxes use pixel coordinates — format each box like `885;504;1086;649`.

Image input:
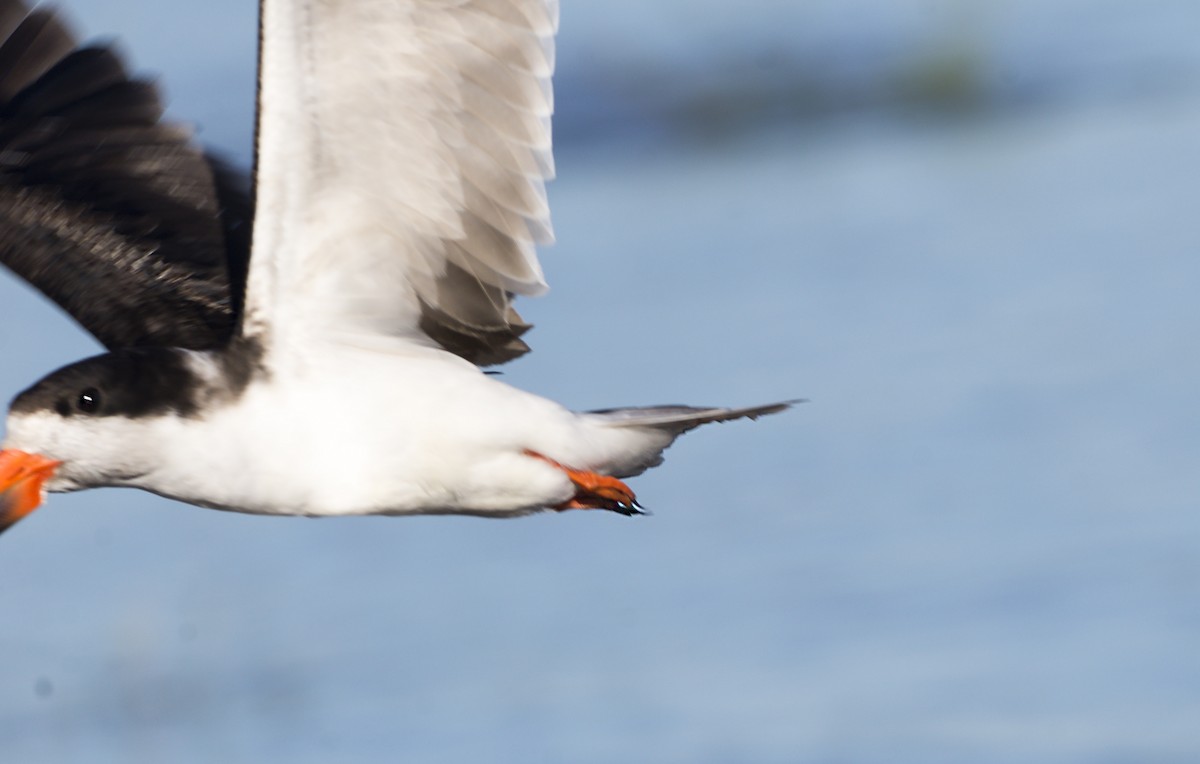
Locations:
524;451;647;516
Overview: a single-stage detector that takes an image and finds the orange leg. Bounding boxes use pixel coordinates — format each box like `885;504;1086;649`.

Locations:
524;451;646;516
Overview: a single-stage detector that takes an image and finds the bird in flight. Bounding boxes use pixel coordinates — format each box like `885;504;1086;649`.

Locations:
0;0;792;534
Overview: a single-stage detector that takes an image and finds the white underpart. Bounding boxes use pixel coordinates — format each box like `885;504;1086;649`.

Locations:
4;346;673;517
164;348;670;516
246;0;556;347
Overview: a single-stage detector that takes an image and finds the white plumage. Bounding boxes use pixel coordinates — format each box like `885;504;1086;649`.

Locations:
0;0;792;529
248;0;556;348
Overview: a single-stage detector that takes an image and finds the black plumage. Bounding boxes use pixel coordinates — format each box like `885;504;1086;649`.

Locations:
10;347;205;419
0;1;248;351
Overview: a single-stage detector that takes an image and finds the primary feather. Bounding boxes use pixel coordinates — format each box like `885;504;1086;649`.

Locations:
0;4;243;350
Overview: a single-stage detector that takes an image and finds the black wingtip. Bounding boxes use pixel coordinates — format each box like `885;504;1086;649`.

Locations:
0;0;242;352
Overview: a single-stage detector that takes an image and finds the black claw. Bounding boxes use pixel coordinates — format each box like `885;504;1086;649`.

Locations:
613;500;650;517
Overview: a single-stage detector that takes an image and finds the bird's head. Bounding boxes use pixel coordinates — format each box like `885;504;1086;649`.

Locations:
0;348;207;533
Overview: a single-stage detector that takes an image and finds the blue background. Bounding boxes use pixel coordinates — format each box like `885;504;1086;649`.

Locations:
2;1;1199;761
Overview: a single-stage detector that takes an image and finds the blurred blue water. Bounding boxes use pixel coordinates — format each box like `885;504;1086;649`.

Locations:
2;2;1200;762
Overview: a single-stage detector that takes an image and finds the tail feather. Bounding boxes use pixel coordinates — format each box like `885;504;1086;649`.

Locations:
588;400;801;433
582;399;800;478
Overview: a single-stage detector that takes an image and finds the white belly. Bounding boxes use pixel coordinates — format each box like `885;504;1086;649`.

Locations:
137;346;641;517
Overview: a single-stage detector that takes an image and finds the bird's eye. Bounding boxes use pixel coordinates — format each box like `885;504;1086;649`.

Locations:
77;388;101;414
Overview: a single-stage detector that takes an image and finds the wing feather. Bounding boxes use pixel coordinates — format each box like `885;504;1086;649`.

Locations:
246;0;558;365
0;0;245;351
0;6;74;100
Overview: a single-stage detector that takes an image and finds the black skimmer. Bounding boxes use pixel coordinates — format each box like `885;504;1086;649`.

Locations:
0;0;793;534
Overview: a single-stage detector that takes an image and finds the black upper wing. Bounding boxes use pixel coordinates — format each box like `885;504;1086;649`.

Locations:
0;1;245;351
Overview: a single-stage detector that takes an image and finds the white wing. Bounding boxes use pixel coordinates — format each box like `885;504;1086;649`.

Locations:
244;0;557;364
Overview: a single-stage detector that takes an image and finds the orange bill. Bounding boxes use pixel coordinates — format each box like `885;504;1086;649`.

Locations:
0;450;61;535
